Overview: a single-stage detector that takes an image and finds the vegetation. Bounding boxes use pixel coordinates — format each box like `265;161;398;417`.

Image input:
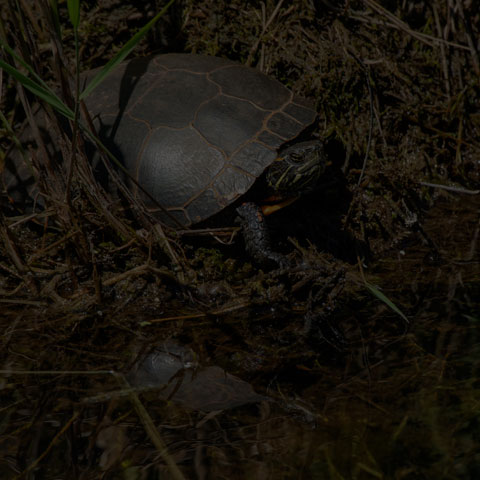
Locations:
0;1;478;478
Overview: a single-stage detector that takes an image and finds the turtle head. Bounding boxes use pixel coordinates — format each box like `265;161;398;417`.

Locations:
266;140;326;197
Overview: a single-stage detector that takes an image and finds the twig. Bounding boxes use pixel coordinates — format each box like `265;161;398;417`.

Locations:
0;298;48;306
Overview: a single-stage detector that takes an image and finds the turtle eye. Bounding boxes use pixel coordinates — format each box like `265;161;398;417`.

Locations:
286;152;303;163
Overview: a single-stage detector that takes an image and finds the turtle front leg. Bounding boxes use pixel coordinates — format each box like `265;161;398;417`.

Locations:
236;202;289;268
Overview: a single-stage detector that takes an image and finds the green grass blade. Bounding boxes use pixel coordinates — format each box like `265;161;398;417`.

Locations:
0;40;73;118
0;58;74;119
79;0;176;101
67;0;80;30
49;0;62;39
364;281;409;323
0;40;56;94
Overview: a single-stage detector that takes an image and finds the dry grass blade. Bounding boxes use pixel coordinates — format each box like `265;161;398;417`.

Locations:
113;372;186;480
0;212;38;295
246;0;286;66
360;0;470;51
17;411;81;479
454;0;480;76
419;182;480;195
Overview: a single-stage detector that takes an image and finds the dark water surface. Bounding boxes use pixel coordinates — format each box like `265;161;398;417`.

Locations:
1;194;479;479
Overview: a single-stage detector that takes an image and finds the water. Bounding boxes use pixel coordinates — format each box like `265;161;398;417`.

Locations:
1;194;479;479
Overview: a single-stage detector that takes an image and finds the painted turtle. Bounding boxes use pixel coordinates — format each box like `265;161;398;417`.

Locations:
4;54;326;264
83;53;325;264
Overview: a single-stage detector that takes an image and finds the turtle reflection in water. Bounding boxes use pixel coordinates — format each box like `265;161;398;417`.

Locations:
128;343;268;412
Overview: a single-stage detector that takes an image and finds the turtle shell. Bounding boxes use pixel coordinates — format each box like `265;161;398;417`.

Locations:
84;54;317;226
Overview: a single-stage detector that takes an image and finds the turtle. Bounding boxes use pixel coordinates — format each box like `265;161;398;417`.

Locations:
3;54;326;264
81;53;326;264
